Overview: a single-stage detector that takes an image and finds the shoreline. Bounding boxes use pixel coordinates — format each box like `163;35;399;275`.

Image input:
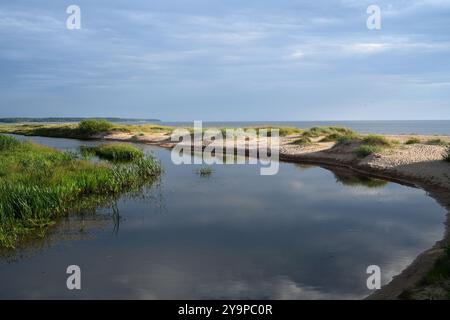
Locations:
1;125;450;299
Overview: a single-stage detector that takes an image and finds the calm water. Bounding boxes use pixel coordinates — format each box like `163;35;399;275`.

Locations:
159;120;450;135
0;135;446;299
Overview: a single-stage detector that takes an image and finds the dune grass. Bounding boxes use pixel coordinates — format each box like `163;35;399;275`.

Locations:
250;126;302;137
302;126;355;138
0;135;161;248
81;143;144;161
426;138;448;146
291;136;312;145
354;145;384;157
405;137;421;145
361;134;393;147
353;134;394;157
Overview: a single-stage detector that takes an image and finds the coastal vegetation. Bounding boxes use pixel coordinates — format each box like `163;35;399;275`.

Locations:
0;117;160;124
0;135;161;248
0;119;174;139
291;136;312;145
78;119;114;134
196;166;213;176
354;135;393;157
405;137;421;145
426;138;448;146
354;145;384;157
81;143;144;161
302;126;355;139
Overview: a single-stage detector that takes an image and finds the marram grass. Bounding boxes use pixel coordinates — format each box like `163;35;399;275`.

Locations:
0;135;161;248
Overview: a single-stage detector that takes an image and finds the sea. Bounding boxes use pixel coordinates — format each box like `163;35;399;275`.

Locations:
157;120;450;135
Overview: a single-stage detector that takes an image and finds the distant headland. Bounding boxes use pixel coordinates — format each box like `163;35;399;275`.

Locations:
0;117;161;123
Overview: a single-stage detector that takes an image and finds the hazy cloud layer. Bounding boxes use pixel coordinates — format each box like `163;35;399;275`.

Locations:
0;0;449;120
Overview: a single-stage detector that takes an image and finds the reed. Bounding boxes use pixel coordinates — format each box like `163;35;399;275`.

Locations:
0;135;161;248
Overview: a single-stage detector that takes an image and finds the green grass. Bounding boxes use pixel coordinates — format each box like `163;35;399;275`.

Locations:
320;132;359;144
0;121;174;140
291;136;312;145
81;143;144;161
405;137;421;145
354;145;383;157
426;138;448;146
302;126;355;138
78;119;114;135
196;166;213;176
361;134;392;147
251;126;302;137
0;135;161;248
353;134;394;157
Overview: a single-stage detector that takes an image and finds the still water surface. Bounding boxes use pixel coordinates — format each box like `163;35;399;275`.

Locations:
0;135;445;299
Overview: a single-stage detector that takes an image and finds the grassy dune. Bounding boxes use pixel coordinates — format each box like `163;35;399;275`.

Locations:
0;119;174;139
0;135;161;248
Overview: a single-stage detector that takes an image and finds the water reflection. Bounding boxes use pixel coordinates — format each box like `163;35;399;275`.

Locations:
332;169;388;189
0;135;445;299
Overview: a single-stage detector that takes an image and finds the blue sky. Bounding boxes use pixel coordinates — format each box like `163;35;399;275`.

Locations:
0;0;449;121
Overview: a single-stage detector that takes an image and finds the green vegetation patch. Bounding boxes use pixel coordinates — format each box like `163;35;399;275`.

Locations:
361;134;392;147
354;145;383;157
196;166;213;176
291;136;312;146
78;119;114;135
0;135;161;248
405;137;421;145
426;138;448;146
353;134;394;158
303;126;356;139
251;126;302;137
81;143;144;161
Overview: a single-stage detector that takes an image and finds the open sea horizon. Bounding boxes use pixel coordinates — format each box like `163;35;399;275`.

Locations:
158;120;450;135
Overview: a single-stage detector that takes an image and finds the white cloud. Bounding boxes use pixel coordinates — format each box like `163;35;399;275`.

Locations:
344;43;389;54
289;50;305;60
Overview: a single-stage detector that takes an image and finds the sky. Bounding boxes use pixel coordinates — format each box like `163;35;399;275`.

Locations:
0;0;449;121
